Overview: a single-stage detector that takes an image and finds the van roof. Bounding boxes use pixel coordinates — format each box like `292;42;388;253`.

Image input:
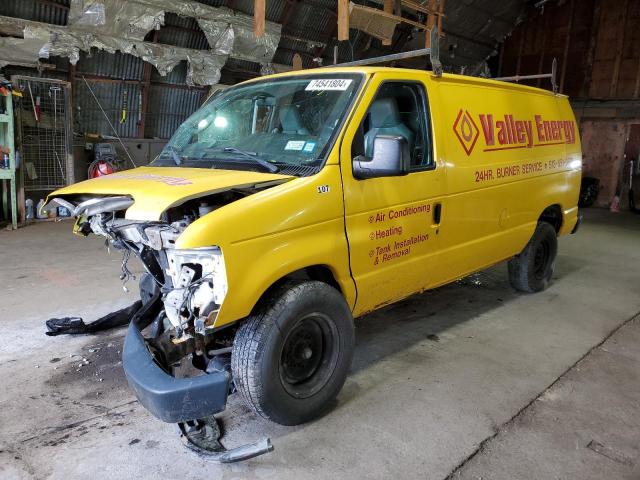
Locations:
240;66;563;98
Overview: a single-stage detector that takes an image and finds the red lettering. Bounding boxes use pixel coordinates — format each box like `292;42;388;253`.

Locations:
479;114;495;146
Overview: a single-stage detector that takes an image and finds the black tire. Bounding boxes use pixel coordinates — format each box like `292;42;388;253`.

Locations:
508;222;558;293
231;280;355;426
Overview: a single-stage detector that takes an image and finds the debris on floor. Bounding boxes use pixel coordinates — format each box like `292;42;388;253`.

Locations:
45;301;141;336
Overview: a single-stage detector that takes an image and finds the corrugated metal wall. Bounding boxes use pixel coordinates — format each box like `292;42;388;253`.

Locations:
146;86;204;139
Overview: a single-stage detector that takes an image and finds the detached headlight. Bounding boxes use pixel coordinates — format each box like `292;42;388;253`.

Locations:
164;247;228;332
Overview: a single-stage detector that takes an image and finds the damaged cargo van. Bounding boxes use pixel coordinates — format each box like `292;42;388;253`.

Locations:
46;67;581;434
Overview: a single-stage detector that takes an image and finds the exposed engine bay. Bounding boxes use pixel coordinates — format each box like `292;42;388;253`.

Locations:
45;185;265;345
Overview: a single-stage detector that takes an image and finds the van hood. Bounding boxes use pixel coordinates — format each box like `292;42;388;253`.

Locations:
48;166;294;220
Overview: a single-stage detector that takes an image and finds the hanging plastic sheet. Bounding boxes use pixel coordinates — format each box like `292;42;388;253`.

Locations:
186;51;227;86
0;37;47;68
140;0;281;64
5;0;282;86
69;0;164;41
68;0;107;27
196;20;235;56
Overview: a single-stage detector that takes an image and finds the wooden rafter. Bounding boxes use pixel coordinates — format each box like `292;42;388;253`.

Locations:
338;0;350;41
425;0;437;48
254;0;265;37
382;0;393;46
402;0;443;17
349;3;441;33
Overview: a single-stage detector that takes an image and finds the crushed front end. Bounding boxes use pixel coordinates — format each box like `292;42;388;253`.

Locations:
44;191;243;423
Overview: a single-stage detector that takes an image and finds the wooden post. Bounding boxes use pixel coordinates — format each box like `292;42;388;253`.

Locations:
292;53;303;71
425;0;437;48
338;0;349;41
383;0;393;46
254;0;265;38
437;0;445;37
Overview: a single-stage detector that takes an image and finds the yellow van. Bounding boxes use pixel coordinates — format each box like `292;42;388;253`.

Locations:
46;67;581;430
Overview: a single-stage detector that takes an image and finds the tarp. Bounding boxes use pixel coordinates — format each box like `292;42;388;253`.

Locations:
9;0;282;86
0;37;46;68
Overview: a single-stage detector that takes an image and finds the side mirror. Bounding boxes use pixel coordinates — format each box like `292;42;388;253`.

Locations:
353;135;410;180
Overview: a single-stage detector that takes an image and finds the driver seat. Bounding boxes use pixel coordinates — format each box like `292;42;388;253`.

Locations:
279;106;310;135
364;98;414;157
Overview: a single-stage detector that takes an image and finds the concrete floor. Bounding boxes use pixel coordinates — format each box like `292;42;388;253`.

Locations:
0;209;639;480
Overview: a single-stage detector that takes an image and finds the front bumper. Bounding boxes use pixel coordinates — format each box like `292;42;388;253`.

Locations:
123;321;231;423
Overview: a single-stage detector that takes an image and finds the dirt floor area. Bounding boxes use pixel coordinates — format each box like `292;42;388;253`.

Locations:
0;208;639;479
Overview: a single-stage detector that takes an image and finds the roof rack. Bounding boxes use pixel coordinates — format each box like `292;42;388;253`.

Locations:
493;58;558;93
331;28;442;77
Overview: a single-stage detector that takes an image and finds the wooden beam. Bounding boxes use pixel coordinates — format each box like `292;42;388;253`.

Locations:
338;0;350;41
559;0;575;93
610;0;630;97
401;0;444;16
382;0;393;46
254;0;265;37
350;3;428;31
425;0;437;48
81;75;208;91
437;0;445;37
292;53;303;70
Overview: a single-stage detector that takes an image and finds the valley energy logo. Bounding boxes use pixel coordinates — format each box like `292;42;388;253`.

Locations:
453;109;577;156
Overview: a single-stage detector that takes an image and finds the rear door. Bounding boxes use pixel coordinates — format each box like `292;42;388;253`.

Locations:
339;72;445;315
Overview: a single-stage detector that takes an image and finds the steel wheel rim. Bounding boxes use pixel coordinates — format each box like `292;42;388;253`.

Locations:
279;313;339;399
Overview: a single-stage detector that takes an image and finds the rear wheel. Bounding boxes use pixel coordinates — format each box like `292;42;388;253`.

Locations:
508;222;558;293
231;281;355;426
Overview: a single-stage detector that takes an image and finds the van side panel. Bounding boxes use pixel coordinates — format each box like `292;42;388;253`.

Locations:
429;75;581;287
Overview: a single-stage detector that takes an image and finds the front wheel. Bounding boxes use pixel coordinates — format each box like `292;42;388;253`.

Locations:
508;222;558;293
231;281;355;426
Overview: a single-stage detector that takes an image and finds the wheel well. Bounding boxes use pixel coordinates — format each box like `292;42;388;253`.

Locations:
253;265;342;311
539;205;563;233
280;265;342;293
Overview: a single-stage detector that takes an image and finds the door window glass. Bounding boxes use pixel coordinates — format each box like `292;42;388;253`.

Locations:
353;82;432;170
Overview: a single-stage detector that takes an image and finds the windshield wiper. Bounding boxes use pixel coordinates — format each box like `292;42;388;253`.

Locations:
212;147;279;173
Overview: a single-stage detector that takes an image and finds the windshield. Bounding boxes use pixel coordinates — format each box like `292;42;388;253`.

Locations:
152;73;363;176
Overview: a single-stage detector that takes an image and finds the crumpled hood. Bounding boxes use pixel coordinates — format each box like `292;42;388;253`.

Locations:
49;166;294;221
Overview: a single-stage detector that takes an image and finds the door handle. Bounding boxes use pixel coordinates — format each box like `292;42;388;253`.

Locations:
433;203;442;224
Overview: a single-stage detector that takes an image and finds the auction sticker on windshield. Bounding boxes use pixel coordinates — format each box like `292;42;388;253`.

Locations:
305;79;353;91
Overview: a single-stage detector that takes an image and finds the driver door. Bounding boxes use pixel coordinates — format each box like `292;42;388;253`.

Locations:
340;72;445;315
